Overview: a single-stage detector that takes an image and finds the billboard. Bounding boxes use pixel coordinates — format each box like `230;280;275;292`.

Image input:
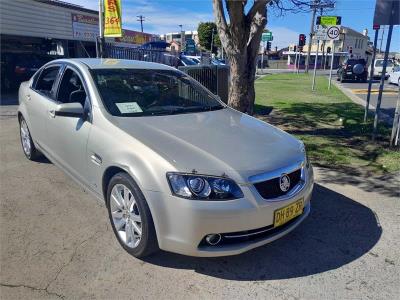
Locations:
115;30;157;45
373;0;400;26
71;13;99;41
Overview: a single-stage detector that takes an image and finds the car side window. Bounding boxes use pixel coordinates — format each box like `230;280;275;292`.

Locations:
35;66;60;97
57;68;87;106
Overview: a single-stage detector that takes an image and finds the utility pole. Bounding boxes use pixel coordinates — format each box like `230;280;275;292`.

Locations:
305;1;318;73
305;0;335;73
137;15;145;33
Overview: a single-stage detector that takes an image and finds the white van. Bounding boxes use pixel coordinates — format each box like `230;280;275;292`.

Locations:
369;59;395;79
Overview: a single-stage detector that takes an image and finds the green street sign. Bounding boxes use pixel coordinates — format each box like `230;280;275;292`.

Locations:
317;16;342;26
262;32;273;42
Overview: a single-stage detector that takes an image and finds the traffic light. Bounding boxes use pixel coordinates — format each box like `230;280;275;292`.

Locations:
327;47;331;54
298;34;306;46
266;41;271;51
293;45;297;52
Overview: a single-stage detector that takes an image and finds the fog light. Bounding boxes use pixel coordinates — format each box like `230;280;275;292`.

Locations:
205;234;222;246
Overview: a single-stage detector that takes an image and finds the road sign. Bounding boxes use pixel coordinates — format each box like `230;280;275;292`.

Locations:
327;25;341;40
315;25;341;41
317;16;342;26
262;32;273;42
314;26;328;41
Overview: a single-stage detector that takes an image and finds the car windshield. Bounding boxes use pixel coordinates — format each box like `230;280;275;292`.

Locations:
375;60;394;67
92;68;224;117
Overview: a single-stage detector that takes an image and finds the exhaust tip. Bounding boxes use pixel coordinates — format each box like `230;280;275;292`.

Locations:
205;234;222;246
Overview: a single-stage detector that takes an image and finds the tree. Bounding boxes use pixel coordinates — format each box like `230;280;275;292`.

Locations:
197;22;221;53
212;0;335;114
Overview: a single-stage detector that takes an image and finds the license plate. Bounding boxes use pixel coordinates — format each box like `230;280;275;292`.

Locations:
274;198;304;227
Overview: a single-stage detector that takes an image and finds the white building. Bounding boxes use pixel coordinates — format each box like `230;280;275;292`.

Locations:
284;26;370;69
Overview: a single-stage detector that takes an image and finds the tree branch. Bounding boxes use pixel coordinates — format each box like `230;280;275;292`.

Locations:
212;0;232;51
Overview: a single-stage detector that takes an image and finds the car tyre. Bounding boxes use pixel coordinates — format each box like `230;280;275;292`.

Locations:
19;117;41;160
107;172;159;258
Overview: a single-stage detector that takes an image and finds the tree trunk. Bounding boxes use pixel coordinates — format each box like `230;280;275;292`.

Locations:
213;0;268;115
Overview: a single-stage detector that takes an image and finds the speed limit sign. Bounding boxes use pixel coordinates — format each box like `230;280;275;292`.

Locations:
327;26;341;40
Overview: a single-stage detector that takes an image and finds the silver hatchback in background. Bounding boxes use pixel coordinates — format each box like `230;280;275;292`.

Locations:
18;58;314;257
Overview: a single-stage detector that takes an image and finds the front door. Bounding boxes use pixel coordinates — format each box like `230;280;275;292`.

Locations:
44;66;92;185
27;65;62;146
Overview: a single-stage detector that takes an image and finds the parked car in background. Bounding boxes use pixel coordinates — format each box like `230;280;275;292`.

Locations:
162;54;197;68
18;58;313;258
1;52;55;91
388;65;400;85
185;55;201;64
369;59;394;79
337;58;368;83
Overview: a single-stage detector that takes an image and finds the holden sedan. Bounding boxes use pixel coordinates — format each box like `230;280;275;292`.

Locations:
18;58;314;257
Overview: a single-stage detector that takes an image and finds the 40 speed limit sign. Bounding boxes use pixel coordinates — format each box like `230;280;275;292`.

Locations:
327;26;341;40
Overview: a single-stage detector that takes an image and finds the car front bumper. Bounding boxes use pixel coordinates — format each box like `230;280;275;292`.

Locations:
145;166;314;257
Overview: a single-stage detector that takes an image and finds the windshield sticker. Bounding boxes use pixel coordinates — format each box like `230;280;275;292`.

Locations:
116;102;143;114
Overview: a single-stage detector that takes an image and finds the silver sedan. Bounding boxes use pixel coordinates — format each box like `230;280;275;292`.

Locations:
18;58;314;257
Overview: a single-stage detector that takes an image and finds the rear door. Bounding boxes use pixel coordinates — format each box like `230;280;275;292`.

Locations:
44;65;92;185
27;64;62;147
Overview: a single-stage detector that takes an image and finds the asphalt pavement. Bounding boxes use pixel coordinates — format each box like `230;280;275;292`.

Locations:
335;79;399;118
1;106;399;299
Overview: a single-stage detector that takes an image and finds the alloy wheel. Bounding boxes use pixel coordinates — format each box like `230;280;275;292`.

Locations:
110;184;142;248
20;119;31;157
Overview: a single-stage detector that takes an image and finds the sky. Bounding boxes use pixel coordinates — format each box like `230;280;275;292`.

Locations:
68;0;400;52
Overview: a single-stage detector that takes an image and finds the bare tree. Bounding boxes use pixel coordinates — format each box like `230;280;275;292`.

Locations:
212;0;335;114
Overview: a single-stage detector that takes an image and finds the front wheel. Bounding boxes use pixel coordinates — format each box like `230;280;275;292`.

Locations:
107;172;159;258
19;117;40;160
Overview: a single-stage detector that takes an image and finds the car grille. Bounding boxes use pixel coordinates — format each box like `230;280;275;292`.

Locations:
253;169;301;199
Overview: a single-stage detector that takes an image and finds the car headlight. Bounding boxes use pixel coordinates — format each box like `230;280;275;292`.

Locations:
167;173;244;200
299;142;310;168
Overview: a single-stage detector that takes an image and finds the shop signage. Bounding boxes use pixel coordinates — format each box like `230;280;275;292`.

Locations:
71;13;99;41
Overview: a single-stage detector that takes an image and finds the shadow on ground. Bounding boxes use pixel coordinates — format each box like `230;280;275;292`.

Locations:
254;102;399;198
144;184;382;280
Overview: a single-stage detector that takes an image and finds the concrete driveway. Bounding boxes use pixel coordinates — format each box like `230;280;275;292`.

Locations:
1;110;399;299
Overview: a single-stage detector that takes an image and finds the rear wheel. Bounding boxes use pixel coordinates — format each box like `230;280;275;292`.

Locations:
107;172;159;258
19;117;40;160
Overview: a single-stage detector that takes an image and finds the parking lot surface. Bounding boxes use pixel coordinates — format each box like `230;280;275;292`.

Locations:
1;110;399;299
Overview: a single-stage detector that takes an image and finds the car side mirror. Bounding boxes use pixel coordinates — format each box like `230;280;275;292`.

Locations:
54;102;84;118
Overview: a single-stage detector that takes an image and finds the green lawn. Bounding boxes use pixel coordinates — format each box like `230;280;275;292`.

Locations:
254;73;400;173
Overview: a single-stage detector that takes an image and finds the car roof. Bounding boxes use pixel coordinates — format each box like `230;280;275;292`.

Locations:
53;58;176;70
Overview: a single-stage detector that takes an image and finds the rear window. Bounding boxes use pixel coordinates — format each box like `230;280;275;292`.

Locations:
346;59;366;65
375;60;394;67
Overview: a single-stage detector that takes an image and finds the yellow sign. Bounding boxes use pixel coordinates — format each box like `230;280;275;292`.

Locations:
320;16;338;26
104;0;122;37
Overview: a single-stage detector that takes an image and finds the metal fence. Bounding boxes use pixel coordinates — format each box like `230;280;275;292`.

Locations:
103;43;230;103
178;65;230;103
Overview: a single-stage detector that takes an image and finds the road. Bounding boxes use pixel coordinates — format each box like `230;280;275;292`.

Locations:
335;79;399;118
1;108;399;299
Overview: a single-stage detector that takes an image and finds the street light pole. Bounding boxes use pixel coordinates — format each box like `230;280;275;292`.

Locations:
211;28;214;53
98;0;104;58
179;24;183;52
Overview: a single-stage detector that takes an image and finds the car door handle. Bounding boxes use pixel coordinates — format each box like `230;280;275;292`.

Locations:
48;110;56;118
26;94;31;101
